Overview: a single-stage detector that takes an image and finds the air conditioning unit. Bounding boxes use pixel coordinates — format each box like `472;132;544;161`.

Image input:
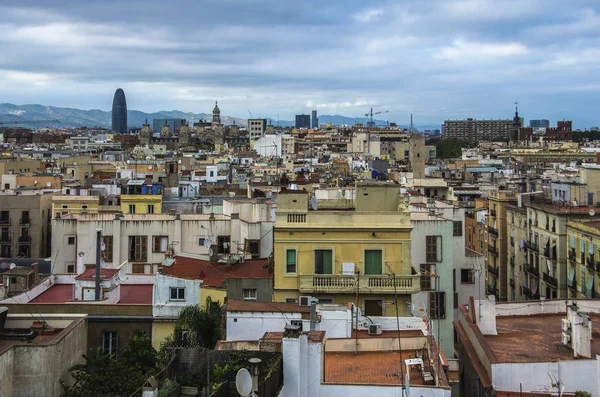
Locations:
299;296;313;307
561;331;571;346
368;324;382;336
562;318;571;332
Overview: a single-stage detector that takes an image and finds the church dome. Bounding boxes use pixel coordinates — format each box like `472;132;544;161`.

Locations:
213;101;220;115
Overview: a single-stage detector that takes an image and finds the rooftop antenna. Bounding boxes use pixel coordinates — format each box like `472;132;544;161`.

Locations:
310;196;318;211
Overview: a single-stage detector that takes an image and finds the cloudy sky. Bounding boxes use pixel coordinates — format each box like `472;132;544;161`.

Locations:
1;0;599;127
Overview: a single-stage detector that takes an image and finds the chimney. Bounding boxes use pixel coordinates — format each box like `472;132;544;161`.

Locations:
310;301;317;331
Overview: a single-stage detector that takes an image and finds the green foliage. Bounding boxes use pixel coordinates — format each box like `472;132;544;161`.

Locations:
60;336;158;397
576;391;591;397
430;137;473;159
157;379;179;397
212;350;252;385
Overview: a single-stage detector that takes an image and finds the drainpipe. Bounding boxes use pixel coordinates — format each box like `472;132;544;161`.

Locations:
95;229;102;300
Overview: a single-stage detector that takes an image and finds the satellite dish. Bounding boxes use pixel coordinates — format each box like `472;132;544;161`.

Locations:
148;165;153;169
203;238;212;248
46;182;52;187
590;210;596;217
310;196;318;211
182;166;186;171
235;368;252;397
208;247;214;256
100;242;106;251
34;180;38;185
73;162;77;166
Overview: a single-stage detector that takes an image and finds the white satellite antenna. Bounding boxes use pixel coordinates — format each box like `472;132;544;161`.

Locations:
46;182;52;187
100;242;106;251
589;209;595;217
235;368;252;396
310;196;318;211
203;238;212;248
182;166;186;171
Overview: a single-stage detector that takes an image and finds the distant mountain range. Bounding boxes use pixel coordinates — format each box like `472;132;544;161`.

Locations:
0;103;441;131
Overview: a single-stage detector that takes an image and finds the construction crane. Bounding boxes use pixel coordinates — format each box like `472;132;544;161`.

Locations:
247;110;253;119
0;119;60;126
365;108;389;128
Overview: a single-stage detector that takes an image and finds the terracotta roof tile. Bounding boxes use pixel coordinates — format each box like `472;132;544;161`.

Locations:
29;284;73;304
163;256;271;287
119;284;153;305
75;268;120;280
261;331;325;343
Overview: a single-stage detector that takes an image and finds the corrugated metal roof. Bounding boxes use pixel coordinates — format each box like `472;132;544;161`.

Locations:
465;167;500;173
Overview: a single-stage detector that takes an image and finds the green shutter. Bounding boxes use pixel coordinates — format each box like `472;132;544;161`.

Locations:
286;249;296;265
365;250;382;275
323;250;333;274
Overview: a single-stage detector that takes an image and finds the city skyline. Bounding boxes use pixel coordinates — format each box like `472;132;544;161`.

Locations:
1;0;600;128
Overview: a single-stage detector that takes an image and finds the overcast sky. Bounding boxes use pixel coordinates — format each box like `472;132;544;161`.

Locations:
1;0;599;127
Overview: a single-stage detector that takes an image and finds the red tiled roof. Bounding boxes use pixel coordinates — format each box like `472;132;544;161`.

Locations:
226;300;310;313
119;284;153;305
75;268;120;280
163;256;271;288
29;284;73;304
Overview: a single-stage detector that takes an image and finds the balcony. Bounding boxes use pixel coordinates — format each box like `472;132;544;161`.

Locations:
510;279;515;288
488;245;498;256
568;280;577;291
510;257;515;268
487;226;498;236
510;237;514;247
524;241;539;252
523;285;540;300
0;218;10;225
298;273;421;294
18;235;31;243
490;209;497;217
596;262;600;273
526;263;539;277
487;264;499;277
542;272;558;288
586;256;595;270
19;218;30;225
458;201;475;208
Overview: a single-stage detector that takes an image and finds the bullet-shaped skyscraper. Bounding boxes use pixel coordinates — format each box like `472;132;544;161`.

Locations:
111;88;127;133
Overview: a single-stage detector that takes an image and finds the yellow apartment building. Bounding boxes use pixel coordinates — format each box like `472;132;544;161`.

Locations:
120;194;162;214
52;196;101;217
273;182;420;316
566;220;600;299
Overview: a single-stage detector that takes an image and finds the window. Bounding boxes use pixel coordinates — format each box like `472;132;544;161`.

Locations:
285;298;298;303
62;205;68;209
242;288;257;301
315;249;333;274
1;245;11;257
199;238;206;246
426;236;442;262
18;245;30;257
217;236;231;254
102;236;113;262
129;236;147;262
81;205;88;210
420;264;432;290
101;331;118;356
244;239;260;258
461;269;475;284
364;299;383;316
430;292;446;319
0;211;8;224
133;330;148;338
67;263;75;273
148;205;154;214
132;263;145;274
170;287;185;301
153;236;168;253
129;205;136;214
20;211;29;224
364;250;382;275
453;221;463;237
286;249;297;274
67;236;76;245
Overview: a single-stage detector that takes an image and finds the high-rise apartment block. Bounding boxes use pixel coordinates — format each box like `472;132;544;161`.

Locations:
443;118;523;143
530;119;550;128
311;110;318;129
295;114;310;129
248;118;267;141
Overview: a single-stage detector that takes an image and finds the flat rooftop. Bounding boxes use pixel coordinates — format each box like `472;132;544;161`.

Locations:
486;314;600;363
324;351;431;386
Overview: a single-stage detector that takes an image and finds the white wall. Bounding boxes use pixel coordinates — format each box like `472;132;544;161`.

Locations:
226;311;305;341
153;273;202;317
492;359;600;396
